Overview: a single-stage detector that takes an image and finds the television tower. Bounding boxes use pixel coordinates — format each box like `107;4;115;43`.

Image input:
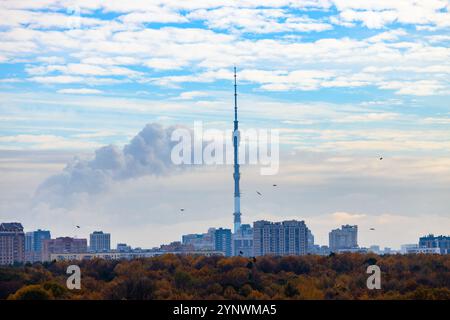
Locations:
233;66;241;233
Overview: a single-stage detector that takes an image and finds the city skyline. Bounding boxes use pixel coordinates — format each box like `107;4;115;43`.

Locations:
5;220;448;254
1;1;450;250
3;220;449;266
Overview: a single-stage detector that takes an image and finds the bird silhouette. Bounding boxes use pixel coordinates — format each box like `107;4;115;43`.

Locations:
273;184;277;187
256;191;262;196
76;226;80;229
379;157;383;160
180;208;185;212
370;228;375;231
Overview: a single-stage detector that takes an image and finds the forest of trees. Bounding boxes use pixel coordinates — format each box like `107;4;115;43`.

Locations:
1;253;449;300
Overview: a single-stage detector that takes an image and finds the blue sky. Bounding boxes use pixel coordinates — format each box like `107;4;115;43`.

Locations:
1;0;450;152
0;1;449;248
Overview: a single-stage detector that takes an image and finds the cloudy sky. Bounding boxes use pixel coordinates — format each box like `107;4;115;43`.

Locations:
0;0;449;249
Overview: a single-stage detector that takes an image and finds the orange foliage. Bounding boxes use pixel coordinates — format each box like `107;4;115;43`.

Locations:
1;253;449;300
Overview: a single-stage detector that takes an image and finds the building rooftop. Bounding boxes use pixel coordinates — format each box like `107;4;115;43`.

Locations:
0;222;24;232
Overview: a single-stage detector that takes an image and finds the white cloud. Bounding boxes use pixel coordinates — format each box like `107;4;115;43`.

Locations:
0;1;449;98
29;75;126;85
332;211;366;222
0;8;106;29
332;0;450;29
176;91;210;100
379;80;449;96
26;63;142;77
37;56;66;64
0;0;449;251
0;78;21;83
367;29;408;42
188;7;332;33
57;88;103;94
0;134;101;150
118;9;188;25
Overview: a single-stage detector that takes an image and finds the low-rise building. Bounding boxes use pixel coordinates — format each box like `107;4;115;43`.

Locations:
42;237;87;262
405;246;441;254
400;244;418;254
368;245;381;254
117;243;132;252
50;250;225;261
160;241;194;252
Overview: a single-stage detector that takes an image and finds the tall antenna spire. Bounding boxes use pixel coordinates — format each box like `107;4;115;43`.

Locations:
234;66;238;122
233;66;241;233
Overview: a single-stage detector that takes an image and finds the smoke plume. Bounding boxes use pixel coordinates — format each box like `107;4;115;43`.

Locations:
34;123;181;207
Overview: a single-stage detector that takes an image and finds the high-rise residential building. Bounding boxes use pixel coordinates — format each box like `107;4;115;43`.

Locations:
25;229;51;262
419;234;450;254
25;232;32;252
306;229;315;254
0;222;25;265
215;228;232;257
89;231;111;252
253;220;308;256
329;225;358;252
182;228;215;251
42;237;87;262
232;224;253;257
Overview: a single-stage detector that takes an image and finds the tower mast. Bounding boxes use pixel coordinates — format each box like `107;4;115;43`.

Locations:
233;66;241;233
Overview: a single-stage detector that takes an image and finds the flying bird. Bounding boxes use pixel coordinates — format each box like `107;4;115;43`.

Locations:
180;208;185;212
379;157;383;160
239;251;244;256
256;191;262;196
370;228;375;231
273;184;277;187
76;226;80;229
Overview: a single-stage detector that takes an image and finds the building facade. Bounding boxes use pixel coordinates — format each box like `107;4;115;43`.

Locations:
214;228;232;257
182;228;215;251
160;241;194;252
369;245;381;254
419;235;450;254
0;222;25;265
329;225;358;252
42;237;87;262
307;229;315;254
50;250;225;262
405;246;441;254
89;231;111;252
253;220;308;256
116;243;132;252
25;229;51;262
232;224;253;257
